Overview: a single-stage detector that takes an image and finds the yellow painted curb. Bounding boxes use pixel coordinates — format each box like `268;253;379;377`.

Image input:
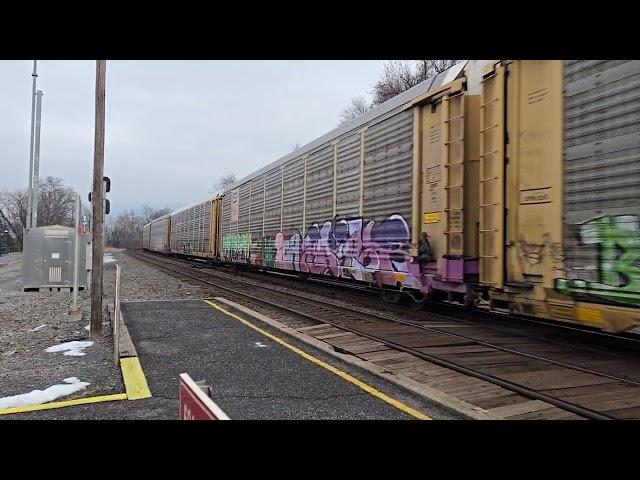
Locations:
203;299;430;420
0;393;127;416
120;357;152;400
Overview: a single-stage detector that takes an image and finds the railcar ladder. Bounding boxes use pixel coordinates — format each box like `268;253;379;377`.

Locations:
443;90;465;262
479;66;505;289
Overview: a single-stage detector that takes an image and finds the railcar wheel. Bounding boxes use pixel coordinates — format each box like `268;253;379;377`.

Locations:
406;293;427;311
380;288;402;304
464;293;479;309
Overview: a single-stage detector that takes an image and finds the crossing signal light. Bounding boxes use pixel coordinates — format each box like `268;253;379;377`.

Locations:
88;176;111;215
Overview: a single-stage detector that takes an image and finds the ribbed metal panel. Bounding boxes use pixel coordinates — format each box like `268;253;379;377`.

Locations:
150;218;169;252
48;266;62;284
305;145;334;228
282;158;305;232
264;169;282;235
238;183;251;234
335;133;361;218
363;110;413;222
170;200;211;255
563;60;640;283
221;193;232;236
249;177;265;236
564;60;630;84
142;224;150;249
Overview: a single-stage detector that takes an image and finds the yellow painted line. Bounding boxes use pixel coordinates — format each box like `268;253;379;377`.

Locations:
0;393;127;416
120;357;152;399
203;300;430;420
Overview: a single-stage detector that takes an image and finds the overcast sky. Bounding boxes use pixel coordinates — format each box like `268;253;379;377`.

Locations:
0;60;385;215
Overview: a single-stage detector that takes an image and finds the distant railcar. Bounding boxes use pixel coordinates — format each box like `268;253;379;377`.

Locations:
148;214;171;253
142;223;151;250
169;199;219;259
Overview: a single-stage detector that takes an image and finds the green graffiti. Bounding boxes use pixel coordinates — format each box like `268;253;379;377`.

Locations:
261;237;275;268
555;215;640;306
222;233;251;262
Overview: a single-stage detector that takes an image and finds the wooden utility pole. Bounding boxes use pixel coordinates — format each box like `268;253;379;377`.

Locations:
90;60;106;337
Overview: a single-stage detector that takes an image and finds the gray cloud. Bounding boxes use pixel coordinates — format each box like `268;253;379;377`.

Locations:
0;60;384;214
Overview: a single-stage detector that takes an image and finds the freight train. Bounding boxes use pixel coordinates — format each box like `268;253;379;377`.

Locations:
143;60;640;333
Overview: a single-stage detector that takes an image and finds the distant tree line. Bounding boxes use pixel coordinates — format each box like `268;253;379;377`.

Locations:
338;59;458;125
106;205;171;249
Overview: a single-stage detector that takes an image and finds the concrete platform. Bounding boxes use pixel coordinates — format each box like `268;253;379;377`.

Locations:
118;299;455;420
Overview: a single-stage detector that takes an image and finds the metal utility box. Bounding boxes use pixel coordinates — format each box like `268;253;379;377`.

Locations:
22;225;89;292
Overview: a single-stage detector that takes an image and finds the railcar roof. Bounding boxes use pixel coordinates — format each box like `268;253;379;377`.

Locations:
222;60;469;193
143;59;491;229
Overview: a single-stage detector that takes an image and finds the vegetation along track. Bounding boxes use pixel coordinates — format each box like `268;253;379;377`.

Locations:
128;250;640;420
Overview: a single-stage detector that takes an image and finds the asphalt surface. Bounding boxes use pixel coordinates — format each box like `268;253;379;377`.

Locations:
11;298;459;419
0;254;21;268
125;299;435;420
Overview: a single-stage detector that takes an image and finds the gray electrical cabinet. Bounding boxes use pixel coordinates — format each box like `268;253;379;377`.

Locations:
22;225;89;292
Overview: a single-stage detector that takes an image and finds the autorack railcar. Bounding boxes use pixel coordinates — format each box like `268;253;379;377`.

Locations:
143;60;640;333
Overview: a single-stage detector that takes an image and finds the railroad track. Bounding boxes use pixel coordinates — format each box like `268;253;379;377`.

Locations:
128;250;640;420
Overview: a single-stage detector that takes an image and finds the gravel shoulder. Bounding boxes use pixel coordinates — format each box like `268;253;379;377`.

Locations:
0;254;121;410
0;248;210;418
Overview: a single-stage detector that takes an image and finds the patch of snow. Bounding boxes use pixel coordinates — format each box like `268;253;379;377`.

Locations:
29;324;48;332
84;325;90;331
46;340;94;356
103;253;115;263
0;378;89;409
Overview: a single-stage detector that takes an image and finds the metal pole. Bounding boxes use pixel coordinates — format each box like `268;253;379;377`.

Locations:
73;195;80;305
69;194;82;320
90;60;107;337
26;60;38;230
32;90;43;228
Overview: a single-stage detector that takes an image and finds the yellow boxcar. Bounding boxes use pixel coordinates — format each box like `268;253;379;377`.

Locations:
480;60;640;332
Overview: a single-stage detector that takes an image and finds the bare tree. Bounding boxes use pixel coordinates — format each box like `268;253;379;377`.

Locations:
36;177;76;227
0;177;77;249
0;189;28;246
106;209;145;249
371;60;458;106
141;205;171;225
338;96;372;126
416;60;458;80
0;212;18;253
213;173;237;194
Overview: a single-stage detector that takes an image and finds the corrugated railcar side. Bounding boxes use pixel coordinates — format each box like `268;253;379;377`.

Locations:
169;198;219;258
217;61;488;300
142;223;151;250
149;215;171;253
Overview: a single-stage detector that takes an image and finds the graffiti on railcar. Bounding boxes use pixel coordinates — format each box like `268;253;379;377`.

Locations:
276;231;302;270
555;215;640;306
222;233;251;262
261;236;276;268
517;232;564;273
252;214;420;287
229;214;420;286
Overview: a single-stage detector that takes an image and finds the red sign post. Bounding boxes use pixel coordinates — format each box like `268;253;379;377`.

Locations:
179;373;230;420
